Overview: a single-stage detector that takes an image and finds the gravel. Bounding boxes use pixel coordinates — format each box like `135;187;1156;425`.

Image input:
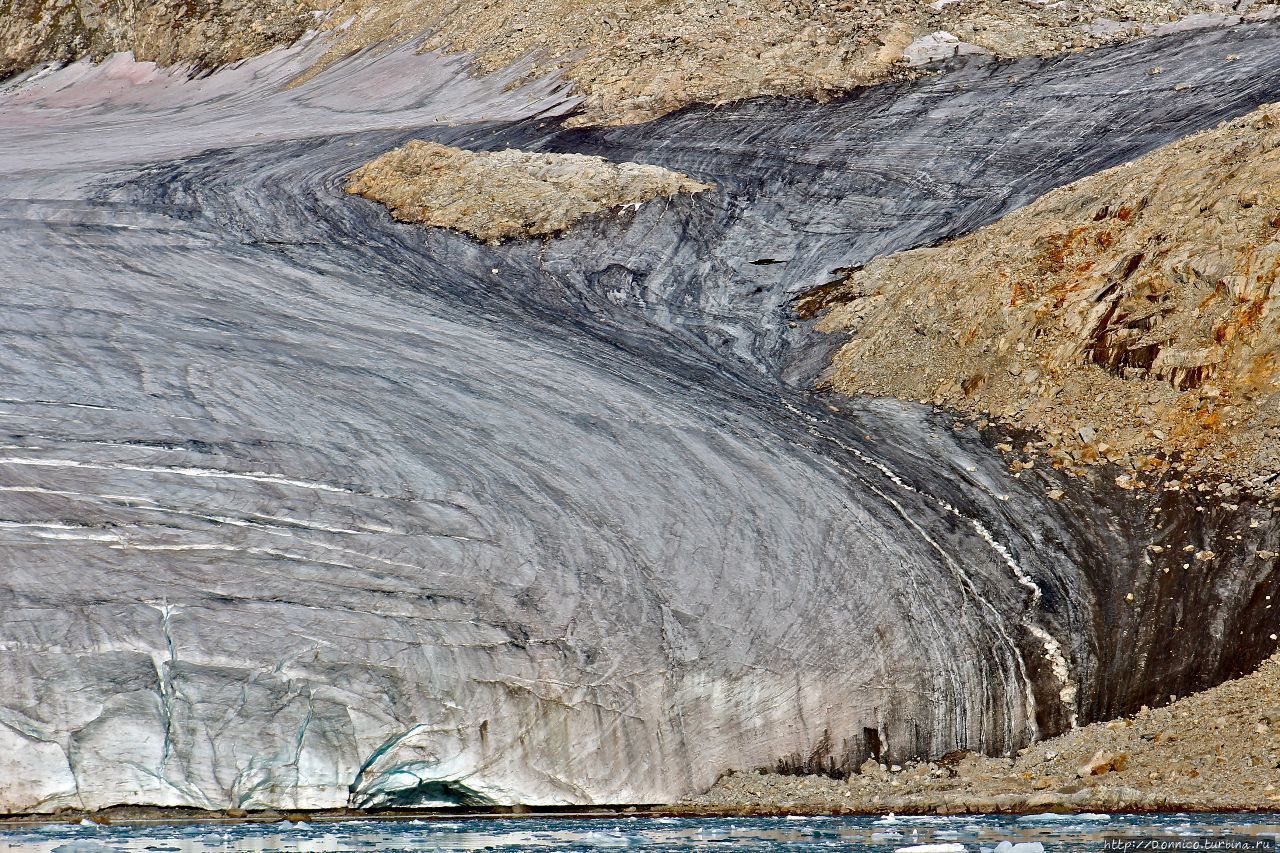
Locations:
679;654;1280;814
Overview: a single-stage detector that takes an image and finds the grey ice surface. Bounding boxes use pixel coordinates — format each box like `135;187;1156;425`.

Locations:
2;23;1280;812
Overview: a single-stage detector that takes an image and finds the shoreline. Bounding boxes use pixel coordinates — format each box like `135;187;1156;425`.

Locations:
0;804;658;829
6;802;1280;829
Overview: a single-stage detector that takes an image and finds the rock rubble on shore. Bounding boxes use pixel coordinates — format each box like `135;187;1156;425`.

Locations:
681;654;1280;814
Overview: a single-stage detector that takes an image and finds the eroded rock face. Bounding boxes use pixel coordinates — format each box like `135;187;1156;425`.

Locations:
816;103;1280;493
345;142;712;244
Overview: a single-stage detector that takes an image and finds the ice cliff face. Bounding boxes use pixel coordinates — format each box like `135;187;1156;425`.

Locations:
2;26;1280;812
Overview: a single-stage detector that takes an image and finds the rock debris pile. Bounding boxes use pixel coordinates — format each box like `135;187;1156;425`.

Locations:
681;654;1280;813
346;141;712;243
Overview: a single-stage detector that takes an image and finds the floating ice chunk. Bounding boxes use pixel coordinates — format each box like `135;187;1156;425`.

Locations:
578;831;629;847
897;845;967;853
52;842;119;853
995;842;1046;853
1020;812;1110;822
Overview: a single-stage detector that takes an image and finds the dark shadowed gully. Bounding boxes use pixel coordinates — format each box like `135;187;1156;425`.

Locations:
2;22;1280;812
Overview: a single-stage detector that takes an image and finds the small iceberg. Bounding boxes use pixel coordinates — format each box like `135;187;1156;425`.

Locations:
1019;812;1110;822
52;843;122;853
993;843;1046;853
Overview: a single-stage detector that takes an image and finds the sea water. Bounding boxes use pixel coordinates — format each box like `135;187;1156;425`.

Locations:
1;813;1278;852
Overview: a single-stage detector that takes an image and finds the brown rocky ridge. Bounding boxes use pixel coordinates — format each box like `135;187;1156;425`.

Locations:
5;0;1280;126
679;652;1280;814
345;140;713;243
297;0;1280;125
811;102;1280;496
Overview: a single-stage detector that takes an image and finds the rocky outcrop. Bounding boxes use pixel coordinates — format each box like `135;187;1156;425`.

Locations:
345;142;711;243
682;653;1280;813
815;102;1280;494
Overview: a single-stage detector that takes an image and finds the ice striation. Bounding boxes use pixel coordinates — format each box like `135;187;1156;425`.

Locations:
2;24;1280;812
